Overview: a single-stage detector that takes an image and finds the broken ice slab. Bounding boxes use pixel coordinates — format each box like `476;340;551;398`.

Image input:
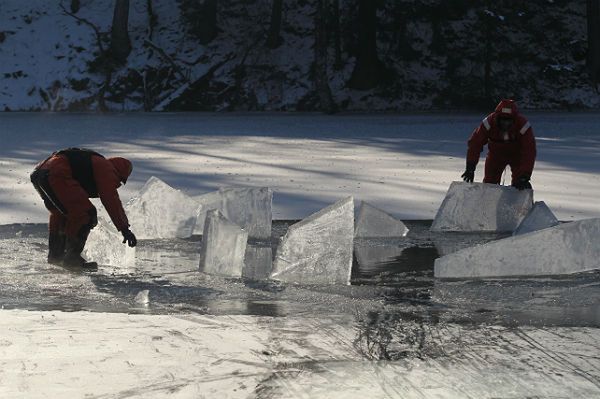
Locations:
431;181;533;232
242;245;273;280
354;201;409;238
199;210;248;278
513;201;559;236
271;197;354;285
84;217;135;267
434;218;600;278
220;187;272;240
194;187;273;240
193;191;223;235
354;240;407;277
126;176;198;239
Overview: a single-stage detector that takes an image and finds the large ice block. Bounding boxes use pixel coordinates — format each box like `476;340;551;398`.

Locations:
193;187;273;239
434;218;600;278
199;210;248;277
242;245;273;280
193;191;223;235
271;197;354;285
126;176;198;239
431;181;533;232
84;217;135;267
220;187;272;240
513;201;559;236
354;201;409;238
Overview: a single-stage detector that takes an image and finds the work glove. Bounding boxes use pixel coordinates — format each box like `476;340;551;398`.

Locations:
512;175;532;191
461;162;476;183
121;228;137;247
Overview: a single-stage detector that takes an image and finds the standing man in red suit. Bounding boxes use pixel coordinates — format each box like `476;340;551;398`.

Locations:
31;148;137;269
461;99;536;190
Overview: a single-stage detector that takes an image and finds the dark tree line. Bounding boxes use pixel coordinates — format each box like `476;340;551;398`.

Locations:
61;0;598;111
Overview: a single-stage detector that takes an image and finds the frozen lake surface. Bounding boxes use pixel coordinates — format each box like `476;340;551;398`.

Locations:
1;113;600;397
1;221;600;397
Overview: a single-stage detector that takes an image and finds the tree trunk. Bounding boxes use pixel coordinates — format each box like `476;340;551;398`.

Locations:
587;0;600;84
70;0;80;14
110;0;132;64
331;0;342;70
198;0;218;45
315;0;336;113
483;22;492;103
266;0;283;48
348;0;382;90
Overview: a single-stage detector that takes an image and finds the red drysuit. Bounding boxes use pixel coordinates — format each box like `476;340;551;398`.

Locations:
32;149;132;238
466;99;536;185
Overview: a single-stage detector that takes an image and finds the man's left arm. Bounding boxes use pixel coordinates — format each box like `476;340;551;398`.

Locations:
518;122;536;178
94;159;130;232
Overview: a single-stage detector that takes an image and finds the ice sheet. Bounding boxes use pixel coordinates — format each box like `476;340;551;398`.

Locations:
431;181;533;232
513;201;559;236
126;176;198;239
84;217;135;267
435;218;600;278
199;210;248;277
354;201;409;238
271;197;354;285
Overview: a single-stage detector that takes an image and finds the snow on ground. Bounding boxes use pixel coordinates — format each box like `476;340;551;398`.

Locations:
0;112;599;225
1;309;599;398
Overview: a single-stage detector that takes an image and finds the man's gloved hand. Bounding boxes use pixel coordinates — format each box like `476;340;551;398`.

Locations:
513;175;532;190
461;162;476;183
121;228;137;247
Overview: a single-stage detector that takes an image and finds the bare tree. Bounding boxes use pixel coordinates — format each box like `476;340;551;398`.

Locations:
110;0;132;63
331;0;342;70
587;0;600;85
348;0;383;89
315;0;336;113
266;0;283;48
198;0;218;45
70;0;80;13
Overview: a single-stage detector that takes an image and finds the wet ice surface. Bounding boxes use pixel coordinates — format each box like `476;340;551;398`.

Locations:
2;221;600;397
1;220;599;327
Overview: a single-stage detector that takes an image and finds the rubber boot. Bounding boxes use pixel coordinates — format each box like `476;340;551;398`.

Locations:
63;227;96;270
47;232;66;265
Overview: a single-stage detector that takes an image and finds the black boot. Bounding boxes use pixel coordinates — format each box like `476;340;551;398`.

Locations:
47;232;66;265
63;228;97;270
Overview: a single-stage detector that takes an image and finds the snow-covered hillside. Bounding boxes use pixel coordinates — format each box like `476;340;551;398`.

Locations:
1;0;599;112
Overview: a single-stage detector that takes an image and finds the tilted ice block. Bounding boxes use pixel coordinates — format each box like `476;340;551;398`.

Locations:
243;245;273;280
126;176;198;239
220;187;272;240
431;181;533;232
193;191;223;235
193;187;273;239
199;210;248;277
434;218;600;278
513;201;559;236
84;217;135;267
354;201;409;238
271;197;354;285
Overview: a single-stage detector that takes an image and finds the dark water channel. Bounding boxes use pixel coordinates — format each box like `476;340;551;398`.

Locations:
0;221;599;328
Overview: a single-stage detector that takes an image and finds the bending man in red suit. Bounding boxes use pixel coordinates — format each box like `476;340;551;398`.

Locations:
461;99;536;190
31;148;137;268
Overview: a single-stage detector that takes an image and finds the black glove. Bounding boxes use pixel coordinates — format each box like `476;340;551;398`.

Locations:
461;162;476;183
512;175;532;191
121;228;137;247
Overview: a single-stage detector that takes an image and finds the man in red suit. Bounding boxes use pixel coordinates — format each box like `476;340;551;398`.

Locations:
461;99;537;190
31;148;137;269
